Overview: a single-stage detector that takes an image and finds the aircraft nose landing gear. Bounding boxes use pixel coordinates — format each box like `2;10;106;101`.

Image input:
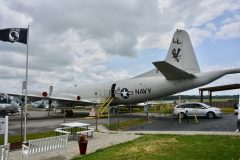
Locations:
62;109;73;117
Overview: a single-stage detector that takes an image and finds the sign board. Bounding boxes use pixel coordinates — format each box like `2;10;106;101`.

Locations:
0;118;5;134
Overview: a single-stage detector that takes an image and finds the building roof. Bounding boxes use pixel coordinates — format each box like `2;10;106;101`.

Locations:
199;84;240;92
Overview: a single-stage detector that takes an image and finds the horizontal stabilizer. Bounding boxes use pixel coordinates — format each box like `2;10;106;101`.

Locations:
152;61;196;80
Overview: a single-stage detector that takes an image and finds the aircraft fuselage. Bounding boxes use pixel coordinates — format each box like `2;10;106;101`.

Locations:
65;68;240;105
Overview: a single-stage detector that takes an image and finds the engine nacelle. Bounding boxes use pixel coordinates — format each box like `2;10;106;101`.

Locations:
42;91;48;97
26;90;49;97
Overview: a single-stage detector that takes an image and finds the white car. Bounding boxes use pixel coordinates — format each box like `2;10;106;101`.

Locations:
173;102;222;119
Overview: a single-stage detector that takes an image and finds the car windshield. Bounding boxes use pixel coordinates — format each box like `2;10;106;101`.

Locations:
204;106;210;109
196;104;211;109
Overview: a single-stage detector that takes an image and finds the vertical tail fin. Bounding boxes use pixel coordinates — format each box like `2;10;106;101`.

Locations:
165;30;201;74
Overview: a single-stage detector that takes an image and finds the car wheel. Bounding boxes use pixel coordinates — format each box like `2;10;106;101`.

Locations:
237;120;240;130
178;112;186;119
207;112;215;119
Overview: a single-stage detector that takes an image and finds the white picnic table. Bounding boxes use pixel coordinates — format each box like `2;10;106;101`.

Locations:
61;122;90;129
56;122;93;139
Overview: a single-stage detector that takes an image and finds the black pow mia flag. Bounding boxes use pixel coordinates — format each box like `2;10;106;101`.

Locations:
0;28;28;44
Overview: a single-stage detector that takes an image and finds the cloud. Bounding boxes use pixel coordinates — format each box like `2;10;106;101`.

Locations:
192;0;231;26
188;28;212;46
0;66;25;79
0;1;32;28
99;32;138;57
205;23;217;32
0;0;239;94
216;21;240;39
222;14;240;24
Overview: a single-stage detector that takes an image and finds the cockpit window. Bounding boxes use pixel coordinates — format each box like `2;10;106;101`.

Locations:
0;96;8;103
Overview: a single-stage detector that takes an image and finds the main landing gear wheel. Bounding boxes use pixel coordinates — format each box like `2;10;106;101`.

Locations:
65;110;74;117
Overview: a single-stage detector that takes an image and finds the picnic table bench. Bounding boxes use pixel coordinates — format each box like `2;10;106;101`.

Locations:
21;134;68;160
54;128;71;135
77;127;94;138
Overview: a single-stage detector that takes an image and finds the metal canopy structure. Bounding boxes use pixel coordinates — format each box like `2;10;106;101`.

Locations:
199;84;240;105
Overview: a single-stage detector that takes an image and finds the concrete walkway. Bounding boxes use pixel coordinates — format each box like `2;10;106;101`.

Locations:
126;130;240;136
8;125;141;160
8;125;239;160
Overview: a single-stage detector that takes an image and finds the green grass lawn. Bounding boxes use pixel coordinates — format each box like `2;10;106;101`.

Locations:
0;131;56;144
74;134;240;160
105;119;147;131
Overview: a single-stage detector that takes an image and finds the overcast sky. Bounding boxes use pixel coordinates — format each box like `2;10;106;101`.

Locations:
0;0;239;96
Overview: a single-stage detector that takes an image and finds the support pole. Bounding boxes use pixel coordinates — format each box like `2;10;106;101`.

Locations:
63;109;66;123
178;113;182;125
200;90;203;102
130;105;132;127
4;116;8;145
108;107;110;127
194;113;199;123
24;25;30;142
95;105;98;131
178;93;181;103
20;100;24;142
209;91;212;106
117;106;119;127
146;101;149;121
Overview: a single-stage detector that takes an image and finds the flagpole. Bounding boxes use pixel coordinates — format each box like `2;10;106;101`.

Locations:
24;25;30;142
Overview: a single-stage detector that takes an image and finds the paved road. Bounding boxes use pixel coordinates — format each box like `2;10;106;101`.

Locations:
7;111;239;136
128;113;238;132
8;110;108;136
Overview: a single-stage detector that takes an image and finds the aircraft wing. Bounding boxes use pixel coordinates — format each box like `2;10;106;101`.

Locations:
0;92;44;102
152;61;196;80
46;96;96;106
0;92;96;106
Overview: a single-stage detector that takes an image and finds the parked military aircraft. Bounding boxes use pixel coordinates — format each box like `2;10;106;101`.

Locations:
0;95;20;116
3;30;240;116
